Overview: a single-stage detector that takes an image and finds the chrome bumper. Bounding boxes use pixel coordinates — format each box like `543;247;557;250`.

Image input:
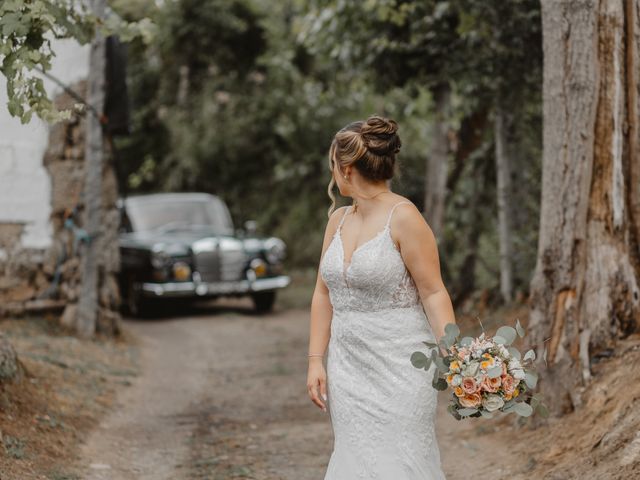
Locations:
141;275;291;298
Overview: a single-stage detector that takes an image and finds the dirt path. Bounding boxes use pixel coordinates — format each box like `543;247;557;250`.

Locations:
74;300;518;480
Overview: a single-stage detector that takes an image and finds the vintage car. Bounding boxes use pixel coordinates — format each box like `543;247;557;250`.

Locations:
117;192;290;316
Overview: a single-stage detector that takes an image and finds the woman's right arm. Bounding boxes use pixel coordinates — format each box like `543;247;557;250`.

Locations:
307;206;347;413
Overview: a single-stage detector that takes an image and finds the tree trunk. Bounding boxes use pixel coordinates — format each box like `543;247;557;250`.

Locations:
529;0;640;416
494;103;515;303
77;0;107;338
423;83;451;240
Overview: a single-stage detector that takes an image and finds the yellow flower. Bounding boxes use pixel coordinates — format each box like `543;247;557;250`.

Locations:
449;360;460;372
454;386;464;397
446;374;455;384
504;392;513;401
513;388;520;398
480;353;495;370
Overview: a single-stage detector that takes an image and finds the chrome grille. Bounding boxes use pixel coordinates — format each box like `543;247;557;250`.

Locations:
193;237;247;283
194;250;218;282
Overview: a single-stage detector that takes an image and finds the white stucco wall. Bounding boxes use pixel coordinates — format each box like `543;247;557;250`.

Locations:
0;39;89;249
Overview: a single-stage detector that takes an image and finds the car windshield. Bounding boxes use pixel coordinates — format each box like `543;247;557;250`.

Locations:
125;197;234;234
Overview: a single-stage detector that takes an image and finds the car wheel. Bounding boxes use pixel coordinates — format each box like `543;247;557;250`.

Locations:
251;291;276;314
125;279;154;318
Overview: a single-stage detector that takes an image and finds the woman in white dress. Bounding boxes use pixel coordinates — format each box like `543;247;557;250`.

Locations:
307;115;456;479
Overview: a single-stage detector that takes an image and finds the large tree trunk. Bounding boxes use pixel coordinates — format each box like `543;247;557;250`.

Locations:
529;0;640;416
77;0;107;338
423;83;452;240
494;103;515;303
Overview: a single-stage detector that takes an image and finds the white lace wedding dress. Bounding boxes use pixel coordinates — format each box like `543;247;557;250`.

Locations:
319;201;447;479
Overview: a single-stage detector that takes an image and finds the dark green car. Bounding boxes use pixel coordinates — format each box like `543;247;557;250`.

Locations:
117;192;290;316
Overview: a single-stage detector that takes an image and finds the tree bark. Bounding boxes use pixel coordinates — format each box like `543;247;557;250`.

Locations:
529;0;640;416
494;103;515;303
77;0;107;338
423;83;452;240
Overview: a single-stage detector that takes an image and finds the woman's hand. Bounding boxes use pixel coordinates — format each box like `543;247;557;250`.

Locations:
307;357;327;412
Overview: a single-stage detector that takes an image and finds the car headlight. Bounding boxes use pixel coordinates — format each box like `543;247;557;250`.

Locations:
151;248;171;269
150;243;189;269
263;237;286;264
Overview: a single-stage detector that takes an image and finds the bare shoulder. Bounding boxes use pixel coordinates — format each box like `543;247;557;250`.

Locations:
391;199;424;224
389;199;435;242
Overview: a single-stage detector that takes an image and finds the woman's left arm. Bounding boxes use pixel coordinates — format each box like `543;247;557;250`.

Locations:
392;203;456;344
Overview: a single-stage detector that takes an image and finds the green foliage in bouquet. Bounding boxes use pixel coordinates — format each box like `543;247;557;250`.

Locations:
411;320;549;421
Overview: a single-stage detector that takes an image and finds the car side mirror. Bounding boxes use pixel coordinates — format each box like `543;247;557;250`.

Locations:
244;220;257;236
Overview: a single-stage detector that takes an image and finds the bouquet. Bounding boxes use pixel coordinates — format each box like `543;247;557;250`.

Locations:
411;320;548;420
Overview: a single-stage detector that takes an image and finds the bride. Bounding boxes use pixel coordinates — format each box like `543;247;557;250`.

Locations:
307;115;456;479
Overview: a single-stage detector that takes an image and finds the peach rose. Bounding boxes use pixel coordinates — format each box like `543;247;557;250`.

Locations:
480;374;500;393
453;386;464;397
459;392;482;408
502;374;517;396
461;377;479;395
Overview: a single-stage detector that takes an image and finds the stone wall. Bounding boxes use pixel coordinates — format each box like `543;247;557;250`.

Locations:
0;82;122;335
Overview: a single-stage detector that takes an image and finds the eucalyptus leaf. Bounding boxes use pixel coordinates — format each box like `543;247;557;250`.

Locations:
487;365;503;378
430;349;438;363
444;323;460;338
433;378;448;391
434;355;448;373
493;335;507;345
459;336;473;347
457;408;478;417
480;409;494;419
514;402;533;417
440;334;455;349
537;403;550;418
515;319;526;338
495;326;517;345
507;347;521;360
530;395;541;408
524;371;538;389
422;341;437;348
410;351;430;370
523;349;536;361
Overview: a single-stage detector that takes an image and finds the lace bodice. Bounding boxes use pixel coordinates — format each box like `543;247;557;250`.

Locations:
320;201;421;312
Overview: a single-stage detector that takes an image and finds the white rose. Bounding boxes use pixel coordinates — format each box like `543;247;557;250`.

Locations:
482;394;505;412
511;368;526;380
451;374;462;387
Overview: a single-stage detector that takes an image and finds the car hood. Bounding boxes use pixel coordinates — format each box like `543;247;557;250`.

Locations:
119;230;269;252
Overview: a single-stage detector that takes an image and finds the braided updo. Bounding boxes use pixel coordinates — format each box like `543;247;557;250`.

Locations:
327;115;402;216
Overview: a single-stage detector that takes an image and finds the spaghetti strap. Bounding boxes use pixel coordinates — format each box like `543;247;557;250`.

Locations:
385;201;412;227
337;205;352;231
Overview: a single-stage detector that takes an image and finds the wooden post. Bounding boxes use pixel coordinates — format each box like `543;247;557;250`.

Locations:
77;0;107;338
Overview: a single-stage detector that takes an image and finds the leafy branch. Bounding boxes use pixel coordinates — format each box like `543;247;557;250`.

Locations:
0;0;155;124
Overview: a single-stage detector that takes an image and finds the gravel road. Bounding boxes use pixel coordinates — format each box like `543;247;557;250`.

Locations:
74;299;493;480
